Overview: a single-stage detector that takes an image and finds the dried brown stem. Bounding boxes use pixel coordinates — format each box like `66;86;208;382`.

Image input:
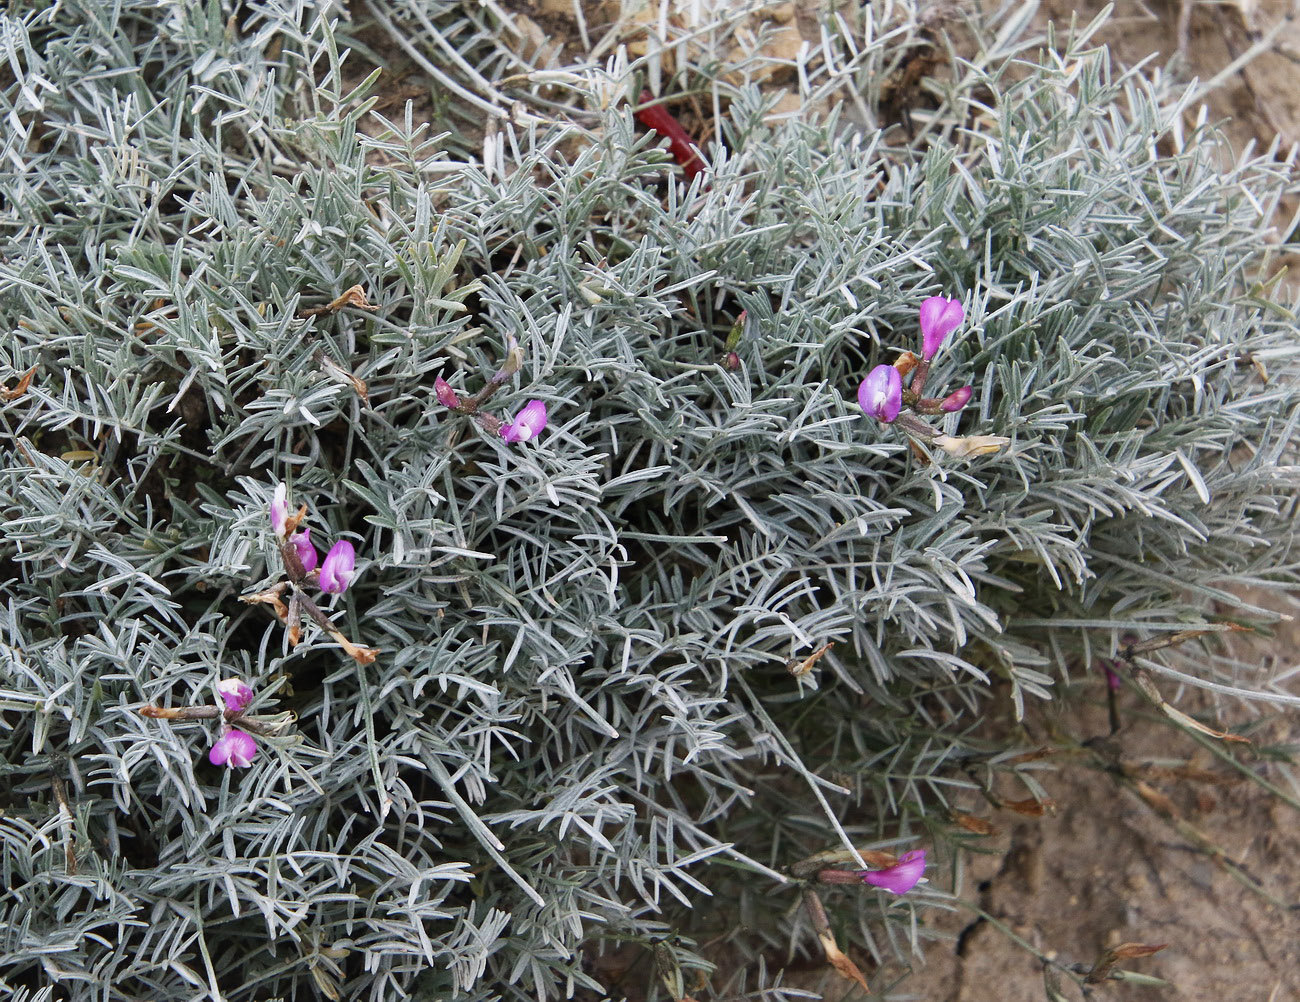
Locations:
139;705;222;720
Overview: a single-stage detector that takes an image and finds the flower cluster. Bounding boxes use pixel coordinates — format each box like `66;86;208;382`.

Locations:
140;676;275;772
209;678;258;768
857;293;1009;457
270;483;357;593
434;336;549;444
241;483;378;664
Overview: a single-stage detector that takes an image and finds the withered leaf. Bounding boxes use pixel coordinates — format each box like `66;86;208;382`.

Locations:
1113;942;1168;960
1126;624;1248;656
328;284;376;312
1132;780;1178;818
950;811;998;836
787;641;834;678
818;929;871;995
319;354;369;401
1086;942;1168;983
2;366;36;401
1001;797;1057;817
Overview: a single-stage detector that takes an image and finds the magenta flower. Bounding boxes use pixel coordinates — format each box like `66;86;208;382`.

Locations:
500;399;548;444
270;482;289;539
857;365;902;423
434;376;459;409
291;527;318;573
940;385;973;413
319;539;357;594
860;849;926;895
208;728;257;768
216;678;254;713
919;296;965;360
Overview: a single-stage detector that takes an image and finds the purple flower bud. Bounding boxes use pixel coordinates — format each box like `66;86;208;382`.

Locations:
857;365;902;423
270;482;289;539
1101;658;1123;692
940;385;973;412
319;539;357;594
500;399;548;444
919;295;965;361
208;728;257;768
722;351;741;371
860;849;926;895
434;376;459;409
216;678;254;713
291;527;318;573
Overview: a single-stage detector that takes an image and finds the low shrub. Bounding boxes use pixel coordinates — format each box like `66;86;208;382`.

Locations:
0;2;1296;999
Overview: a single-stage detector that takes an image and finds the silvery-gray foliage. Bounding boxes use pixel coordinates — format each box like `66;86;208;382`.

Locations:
1;1;1297;1000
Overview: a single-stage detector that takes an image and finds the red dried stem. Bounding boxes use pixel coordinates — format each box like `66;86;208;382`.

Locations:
635;90;705;179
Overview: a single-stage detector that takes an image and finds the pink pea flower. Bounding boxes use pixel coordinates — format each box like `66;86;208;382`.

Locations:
940;385;973;412
208;728;257;768
919;296;965;360
216;678;254;713
319;539;357;595
860;849;926;895
857;365;902;423
291;527;318;573
500;399;548;444
270;482;289;539
434;376;459;409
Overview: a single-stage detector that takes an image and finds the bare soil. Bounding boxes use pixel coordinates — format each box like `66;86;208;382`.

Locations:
891;663;1300;1002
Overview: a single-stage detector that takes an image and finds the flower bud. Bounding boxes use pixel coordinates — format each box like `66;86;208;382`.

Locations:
291;527;318;573
216;678;254;713
940;385;973;412
270;483;289;539
434;376;459;409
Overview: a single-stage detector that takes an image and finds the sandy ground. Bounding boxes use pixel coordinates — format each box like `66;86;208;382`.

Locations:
885;663;1300;1002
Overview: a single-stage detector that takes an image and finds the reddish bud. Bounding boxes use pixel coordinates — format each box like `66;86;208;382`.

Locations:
940;385;972;412
434;376;459;409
